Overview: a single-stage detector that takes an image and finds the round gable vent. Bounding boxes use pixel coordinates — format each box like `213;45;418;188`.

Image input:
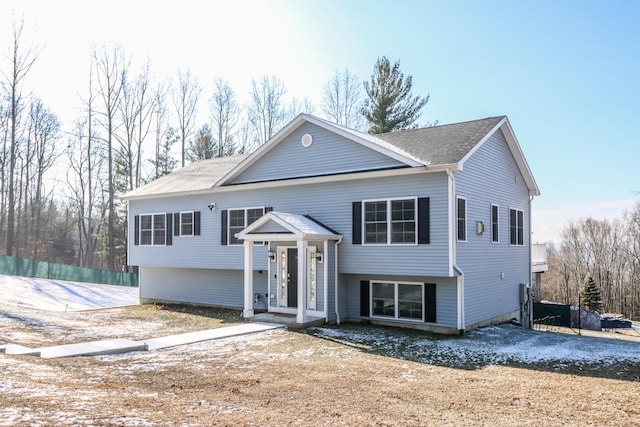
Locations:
301;133;313;147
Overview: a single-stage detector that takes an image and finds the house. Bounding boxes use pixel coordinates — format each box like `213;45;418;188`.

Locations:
122;114;540;334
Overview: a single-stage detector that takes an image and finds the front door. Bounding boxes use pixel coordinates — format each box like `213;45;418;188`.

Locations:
287;248;298;308
278;247;298;308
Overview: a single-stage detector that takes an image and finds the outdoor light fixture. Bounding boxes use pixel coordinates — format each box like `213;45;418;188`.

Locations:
476;221;485;235
268;249;276;262
208;202;216;211
315;251;324;263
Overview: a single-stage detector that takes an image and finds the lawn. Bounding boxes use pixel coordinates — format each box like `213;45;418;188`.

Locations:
1;304;639;426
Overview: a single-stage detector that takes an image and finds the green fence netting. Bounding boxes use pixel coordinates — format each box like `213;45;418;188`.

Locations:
0;255;138;287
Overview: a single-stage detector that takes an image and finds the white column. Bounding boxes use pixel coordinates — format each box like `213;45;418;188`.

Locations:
297;239;308;324
243;240;254;318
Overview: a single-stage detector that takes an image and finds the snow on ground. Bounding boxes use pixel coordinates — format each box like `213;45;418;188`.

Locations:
0;274;138;311
309;323;640;369
1;272;639;370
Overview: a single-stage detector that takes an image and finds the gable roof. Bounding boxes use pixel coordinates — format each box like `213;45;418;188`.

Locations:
376;116;504;166
237;211;342;241
122;114;539;200
214;113;424;186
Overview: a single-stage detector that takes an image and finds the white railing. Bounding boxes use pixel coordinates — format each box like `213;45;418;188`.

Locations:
532;243;548;266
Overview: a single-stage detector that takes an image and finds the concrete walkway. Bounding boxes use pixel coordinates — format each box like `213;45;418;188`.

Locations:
0;322;283;359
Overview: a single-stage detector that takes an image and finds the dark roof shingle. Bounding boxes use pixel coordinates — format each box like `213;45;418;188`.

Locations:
376;116;505;165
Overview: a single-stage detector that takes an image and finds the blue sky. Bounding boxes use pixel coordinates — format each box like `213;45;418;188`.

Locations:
3;0;639;243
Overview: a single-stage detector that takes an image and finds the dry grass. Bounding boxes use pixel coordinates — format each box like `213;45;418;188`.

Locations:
1;304;639;426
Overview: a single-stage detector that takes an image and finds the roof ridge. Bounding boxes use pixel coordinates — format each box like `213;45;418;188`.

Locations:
381;116;505;136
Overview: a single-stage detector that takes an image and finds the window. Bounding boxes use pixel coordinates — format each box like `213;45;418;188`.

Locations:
371;281;424;321
180;212;194;236
457;197;466;242
363;198;416;245
509;208;524;246
140;213;166;246
491;204;499;243
228;207;265;245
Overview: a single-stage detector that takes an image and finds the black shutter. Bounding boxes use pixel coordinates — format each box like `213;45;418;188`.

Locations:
134;215;139;246
174;213;180;236
221;210;228;245
360;280;370;317
194;211;201;235
418;197;430;244
425;283;436;323
166;213;173;245
352;201;362;245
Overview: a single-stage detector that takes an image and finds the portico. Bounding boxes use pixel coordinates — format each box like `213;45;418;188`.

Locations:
237;212;342;324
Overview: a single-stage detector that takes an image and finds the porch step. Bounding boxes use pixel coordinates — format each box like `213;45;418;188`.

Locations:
249;313;326;328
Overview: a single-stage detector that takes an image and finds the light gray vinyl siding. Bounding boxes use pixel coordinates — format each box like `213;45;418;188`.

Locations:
454;129;531;327
341;274;458;328
129;171;451;277
231;122;408;184
139;267;267;309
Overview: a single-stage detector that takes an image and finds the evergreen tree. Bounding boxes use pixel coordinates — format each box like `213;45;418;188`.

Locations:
361;56;429;134
580;276;603;312
149;127;178;178
186;124;215;162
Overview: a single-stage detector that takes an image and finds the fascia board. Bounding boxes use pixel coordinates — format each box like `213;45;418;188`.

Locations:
215;114;426;188
122;166;447;202
457;117;540;197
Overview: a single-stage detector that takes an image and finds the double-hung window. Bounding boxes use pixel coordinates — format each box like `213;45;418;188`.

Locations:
509;208;524;246
364;198;416;245
491;204;499;243
180;211;194;236
457;197;467;242
140;213;166;246
228;207;265;245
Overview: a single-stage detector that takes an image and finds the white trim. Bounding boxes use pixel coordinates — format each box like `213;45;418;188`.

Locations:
138;212;168;246
361;197;419;246
307;246;317;311
491;203;500;244
122;165;446;201
509;207;525;246
227;206;266;245
242;241;254;318
458;117;539;197
456;197;467;242
369;280;425;323
297;240;308;324
214;113;425;187
178;211;195;237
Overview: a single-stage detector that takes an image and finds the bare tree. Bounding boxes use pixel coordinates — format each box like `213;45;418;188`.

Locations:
247;74;287;145
321;68;364;129
1;17;40;255
152;83;168;180
235;113;255;155
288;96;316;122
25;98;60;258
65;117;105;268
93;42;126;270
543;213;639;320
209;78;238;157
171;68;201;167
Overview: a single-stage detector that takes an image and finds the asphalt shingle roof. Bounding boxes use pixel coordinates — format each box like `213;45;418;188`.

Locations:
121;155;247;199
375;116;505;166
122;116;508;199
